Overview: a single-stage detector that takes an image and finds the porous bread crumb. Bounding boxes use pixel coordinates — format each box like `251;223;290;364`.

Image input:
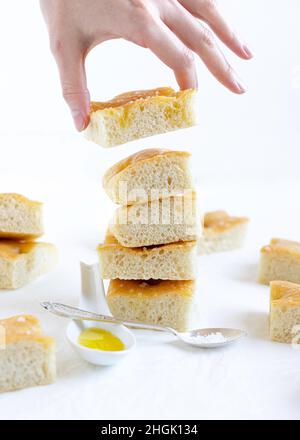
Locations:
110;192;197;248
0;193;43;239
0;241;57;289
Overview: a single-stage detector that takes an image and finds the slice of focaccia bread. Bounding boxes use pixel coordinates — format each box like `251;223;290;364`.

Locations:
98;232;197;280
103;148;194;205
85;87;198;147
0;193;43;240
0;241;57;289
270;280;300;344
107;279;196;332
110;192;197;247
259;238;300;285
198;211;249;255
0;315;56;392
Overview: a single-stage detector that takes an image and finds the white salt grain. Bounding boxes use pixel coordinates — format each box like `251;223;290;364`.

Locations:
187;332;227;344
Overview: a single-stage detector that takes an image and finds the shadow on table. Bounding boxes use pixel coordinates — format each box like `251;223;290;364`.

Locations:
240;311;269;340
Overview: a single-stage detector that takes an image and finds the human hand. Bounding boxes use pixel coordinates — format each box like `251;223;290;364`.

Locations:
40;0;253;131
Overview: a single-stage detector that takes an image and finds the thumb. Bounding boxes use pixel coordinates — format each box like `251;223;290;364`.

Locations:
53;44;90;131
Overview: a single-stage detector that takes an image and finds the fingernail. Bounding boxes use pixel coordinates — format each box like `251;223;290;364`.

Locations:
242;44;254;59
234;75;247;93
192;76;199;90
71;110;86;131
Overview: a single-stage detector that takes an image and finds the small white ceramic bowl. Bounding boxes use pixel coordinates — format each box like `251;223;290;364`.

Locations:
67;320;135;366
66;262;136;366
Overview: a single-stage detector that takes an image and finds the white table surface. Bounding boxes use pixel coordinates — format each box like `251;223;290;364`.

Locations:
1;133;300;420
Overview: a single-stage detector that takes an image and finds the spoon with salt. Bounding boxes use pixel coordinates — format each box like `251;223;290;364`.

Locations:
41;302;246;349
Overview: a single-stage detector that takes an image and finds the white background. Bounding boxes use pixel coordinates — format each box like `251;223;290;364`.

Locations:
0;0;300;420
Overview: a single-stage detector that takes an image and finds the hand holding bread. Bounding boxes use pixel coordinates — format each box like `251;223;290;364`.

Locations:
40;0;252;130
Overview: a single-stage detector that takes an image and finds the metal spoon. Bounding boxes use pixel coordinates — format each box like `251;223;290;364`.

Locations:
41;302;247;349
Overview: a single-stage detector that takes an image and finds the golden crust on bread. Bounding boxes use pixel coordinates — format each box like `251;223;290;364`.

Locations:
107;279;195;299
0;193;42;208
0;241;53;260
103;148;191;189
91;88;191;111
271;280;300;306
261;238;300;257
203;211;249;235
99;230;197;252
0;315;55;348
0;241;36;259
0;232;39;240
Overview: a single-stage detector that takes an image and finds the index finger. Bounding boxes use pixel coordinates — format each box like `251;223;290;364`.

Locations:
179;0;253;59
141;16;198;90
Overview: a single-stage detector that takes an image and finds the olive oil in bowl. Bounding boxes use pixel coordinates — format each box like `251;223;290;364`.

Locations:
79;327;125;352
